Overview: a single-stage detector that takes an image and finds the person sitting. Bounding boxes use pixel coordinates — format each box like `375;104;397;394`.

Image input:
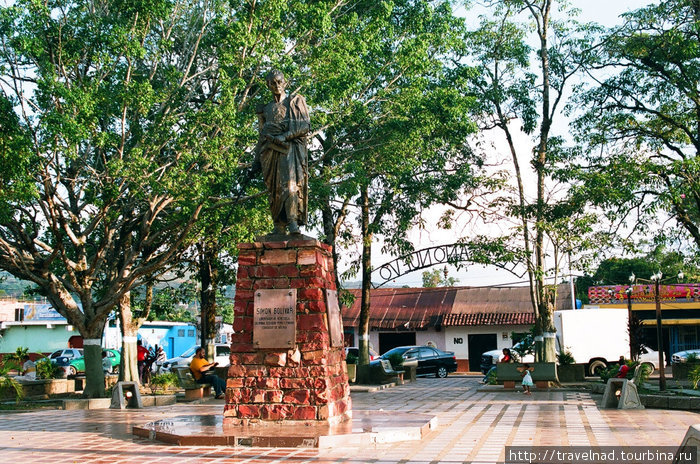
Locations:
483;348;513;383
189;346;226;399
615;356;629;379
21;355;36;380
102;350;112;374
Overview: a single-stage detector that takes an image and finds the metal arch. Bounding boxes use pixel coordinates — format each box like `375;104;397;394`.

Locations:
371;243;525;288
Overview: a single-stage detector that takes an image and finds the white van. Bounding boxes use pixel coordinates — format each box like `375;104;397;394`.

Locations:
159;344;230;371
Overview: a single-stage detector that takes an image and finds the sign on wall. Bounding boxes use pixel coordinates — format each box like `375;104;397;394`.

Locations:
326;289;344;348
253;289;297;349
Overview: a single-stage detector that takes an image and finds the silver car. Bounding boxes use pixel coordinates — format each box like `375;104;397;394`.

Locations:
672;349;700;364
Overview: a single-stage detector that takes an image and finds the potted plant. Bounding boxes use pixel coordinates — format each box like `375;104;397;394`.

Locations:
556;349;584;382
345;352;358;383
673;353;700;380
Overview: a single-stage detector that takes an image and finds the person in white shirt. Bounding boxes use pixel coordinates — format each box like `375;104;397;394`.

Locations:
21;355;36;380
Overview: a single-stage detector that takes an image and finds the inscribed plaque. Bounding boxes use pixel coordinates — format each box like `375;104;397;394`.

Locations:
254;289;297;349
326;289;343;348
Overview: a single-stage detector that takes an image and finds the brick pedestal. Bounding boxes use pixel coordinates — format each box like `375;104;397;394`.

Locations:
224;239;352;425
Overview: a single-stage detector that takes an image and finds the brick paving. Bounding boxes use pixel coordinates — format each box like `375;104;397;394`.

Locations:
2;376;699;463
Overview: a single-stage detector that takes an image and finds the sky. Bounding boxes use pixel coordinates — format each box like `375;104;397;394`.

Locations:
334;0;654;289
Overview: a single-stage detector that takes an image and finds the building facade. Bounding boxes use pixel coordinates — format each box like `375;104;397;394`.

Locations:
588;284;700;360
342;284;573;372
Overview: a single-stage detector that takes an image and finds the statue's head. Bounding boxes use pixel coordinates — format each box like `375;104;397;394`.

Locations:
266;69;286;94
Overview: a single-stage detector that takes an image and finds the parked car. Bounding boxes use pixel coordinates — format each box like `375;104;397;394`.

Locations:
68;348;121;376
49;348;83;363
480;341;533;374
159;344;231;371
481;342;661;374
345;346;379;361
374;345;457;378
638;344;660;371
672;348;700;364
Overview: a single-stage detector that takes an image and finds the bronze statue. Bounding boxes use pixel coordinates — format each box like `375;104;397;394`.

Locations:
252;70;310;237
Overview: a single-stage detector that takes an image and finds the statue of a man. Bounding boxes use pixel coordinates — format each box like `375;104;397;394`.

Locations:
252;70;310;236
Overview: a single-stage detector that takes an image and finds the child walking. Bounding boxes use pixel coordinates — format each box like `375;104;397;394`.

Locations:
521;364;534;395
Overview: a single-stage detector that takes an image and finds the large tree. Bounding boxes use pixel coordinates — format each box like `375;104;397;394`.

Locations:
454;0;599;361
0;0;290;396
570;0;700;250
290;0;482;365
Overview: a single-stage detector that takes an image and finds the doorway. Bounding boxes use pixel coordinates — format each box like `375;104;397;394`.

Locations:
468;333;497;372
379;332;416;354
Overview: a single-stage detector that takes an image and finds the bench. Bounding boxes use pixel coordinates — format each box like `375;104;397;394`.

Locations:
371;359;405;384
497;362;559;389
173;367;211;400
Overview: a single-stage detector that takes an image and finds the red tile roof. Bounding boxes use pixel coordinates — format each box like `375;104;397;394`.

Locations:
440;312;536;326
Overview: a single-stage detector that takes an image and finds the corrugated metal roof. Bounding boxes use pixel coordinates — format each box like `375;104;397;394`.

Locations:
342;287;455;329
341;284;573;329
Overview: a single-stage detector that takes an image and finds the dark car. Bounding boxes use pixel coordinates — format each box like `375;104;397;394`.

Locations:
376;345;457;378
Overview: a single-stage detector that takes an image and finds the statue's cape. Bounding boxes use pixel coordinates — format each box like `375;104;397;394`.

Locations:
288;94;310;132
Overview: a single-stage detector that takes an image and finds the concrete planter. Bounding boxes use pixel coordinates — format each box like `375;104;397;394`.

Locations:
141;394;177;407
2;378;76;400
346;364;357;383
558;364;585;382
672;362;700;380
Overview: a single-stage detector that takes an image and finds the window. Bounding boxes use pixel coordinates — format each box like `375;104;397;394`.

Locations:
178;329;185;337
188;329;194;337
404;350;419;359
418;347;437;358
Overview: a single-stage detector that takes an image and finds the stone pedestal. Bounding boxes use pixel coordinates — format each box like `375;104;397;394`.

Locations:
601;378;644;409
224;238;351;425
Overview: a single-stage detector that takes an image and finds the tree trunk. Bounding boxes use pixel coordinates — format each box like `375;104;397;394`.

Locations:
118;291;141;383
199;240;218;359
81;324;106;398
540;287;557;362
533;0;556;362
358;185;372;366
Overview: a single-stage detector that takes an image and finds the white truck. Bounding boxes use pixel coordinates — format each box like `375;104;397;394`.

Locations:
481;307;659;376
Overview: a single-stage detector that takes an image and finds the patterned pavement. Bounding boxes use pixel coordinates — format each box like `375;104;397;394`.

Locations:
1;376;699;463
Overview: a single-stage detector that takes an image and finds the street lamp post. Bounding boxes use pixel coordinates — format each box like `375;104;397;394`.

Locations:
636;270;683;392
626;273;636;361
651;273;666;391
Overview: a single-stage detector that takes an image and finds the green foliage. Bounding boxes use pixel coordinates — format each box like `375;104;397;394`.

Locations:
6;347;29;366
455;0;603;363
386;353;405;370
600;360;638;383
689;365;700;390
511;327;535;358
0;361;23;402
137;285;197;323
557;349;576;366
345;352;358;365
686;353;700;363
149;372;178;395
422;269;459;288
486;369;498;385
35;357;62;380
637;363;652;386
569;0;700;249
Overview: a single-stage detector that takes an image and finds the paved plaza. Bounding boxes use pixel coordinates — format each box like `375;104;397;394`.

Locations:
2;376;698;463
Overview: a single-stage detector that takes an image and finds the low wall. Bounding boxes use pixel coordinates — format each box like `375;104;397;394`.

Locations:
1;378;76;400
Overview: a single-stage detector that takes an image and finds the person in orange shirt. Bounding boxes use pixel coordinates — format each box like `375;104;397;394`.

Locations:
189;346;226;399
